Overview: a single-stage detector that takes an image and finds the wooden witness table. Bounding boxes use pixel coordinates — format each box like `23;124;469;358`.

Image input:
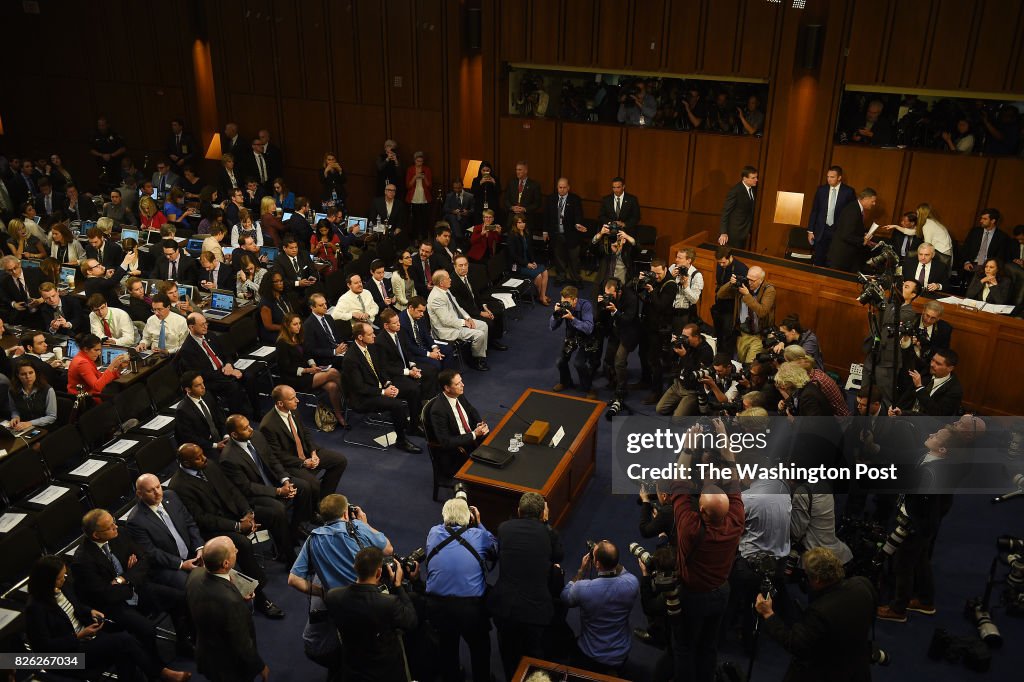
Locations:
454;389;604;528
512;656;627;681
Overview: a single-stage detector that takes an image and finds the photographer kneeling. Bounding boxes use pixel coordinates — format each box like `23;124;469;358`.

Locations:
550;285;598;399
755;547;877;682
654;323;714;418
424;494;498;682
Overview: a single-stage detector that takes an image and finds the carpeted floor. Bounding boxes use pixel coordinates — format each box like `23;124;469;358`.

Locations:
173;281;1024;681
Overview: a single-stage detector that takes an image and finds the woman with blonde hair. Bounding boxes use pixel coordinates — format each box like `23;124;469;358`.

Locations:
916;203;952;263
258;195;284;247
139;195;168;230
6;218;46;259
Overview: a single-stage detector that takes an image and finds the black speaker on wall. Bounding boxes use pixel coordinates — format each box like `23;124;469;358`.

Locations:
800;24;824;70
465;6;482;52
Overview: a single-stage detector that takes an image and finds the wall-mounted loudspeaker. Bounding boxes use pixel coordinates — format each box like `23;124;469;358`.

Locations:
465;6;482;52
800;24;823;70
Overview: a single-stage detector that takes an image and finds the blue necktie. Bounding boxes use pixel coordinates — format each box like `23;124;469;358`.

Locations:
320;316;336;345
246;442;274;486
156;506;189;560
103;544;138;605
158;320;166;350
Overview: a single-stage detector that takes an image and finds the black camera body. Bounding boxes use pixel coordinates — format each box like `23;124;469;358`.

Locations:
733;274;750;290
637;270;658;289
681;365;714;390
553;300;572;319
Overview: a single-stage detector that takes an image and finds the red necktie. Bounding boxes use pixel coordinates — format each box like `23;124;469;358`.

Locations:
201;338;224;370
455;400;471;433
102;318;113;338
424;259;431;283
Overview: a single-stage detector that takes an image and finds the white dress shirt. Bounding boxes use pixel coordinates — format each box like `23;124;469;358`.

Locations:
332;290;379;324
90;306;136;346
141;312;189;352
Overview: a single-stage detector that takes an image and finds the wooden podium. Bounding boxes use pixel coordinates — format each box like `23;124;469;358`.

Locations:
454;389;604;528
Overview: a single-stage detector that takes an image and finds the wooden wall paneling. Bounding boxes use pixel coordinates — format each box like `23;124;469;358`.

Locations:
881;0;931;86
983;328;1024;415
843;0;888;84
737;0;779;79
415;0;445;112
138;87;188;154
344;174;379;217
663;0;701;74
336;104;388;179
328;1;361;103
637;207;687;256
355;0;387;105
147;2;188;87
94;82;144;157
390;108;445;182
216;0;253;95
281;98;331;170
629;0;665;72
983;157;1024;228
829;146;904;222
594;0;629;70
1014;12;1024;93
563;0;596;66
559;123;622;202
499;0;528;62
242;0;278;96
966;0;1024;92
498;117;558;198
701;0;741;74
272;0;304;100
528;0;561;65
386;0;416;109
923;0;974;89
688;134;761;215
902;152;987;242
623;128;689;211
228;93;280;146
91;3;126;81
299;0;331;101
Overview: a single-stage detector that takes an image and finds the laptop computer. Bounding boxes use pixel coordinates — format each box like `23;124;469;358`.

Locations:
79;221;97;236
177;284;196;302
313;212;327;225
65;338;80;360
347;217;368;234
100;346;130;370
59;266;77;288
121;228;141;243
282;212;292;221
260;246;279;262
204;289;236;320
19;258;40;269
186;238;205;254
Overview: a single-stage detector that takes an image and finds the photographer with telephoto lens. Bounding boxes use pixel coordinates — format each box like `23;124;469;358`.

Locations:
654;323;714;418
550;285;598;399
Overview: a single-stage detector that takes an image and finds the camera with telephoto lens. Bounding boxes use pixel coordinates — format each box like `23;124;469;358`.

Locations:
766;329;787;348
865;242;899;271
384;547;426;576
870;643;891;666
732;274;750;290
553;300;572;319
750;553;778;599
630;543;681;617
681;365;715;390
637;270;658;289
1006;553;1024;593
453;482;468;503
873;504;912;566
856;273;887;307
965;598;1003;647
597;293;616;312
898;320;930;346
997;535;1024;553
605;398;626;421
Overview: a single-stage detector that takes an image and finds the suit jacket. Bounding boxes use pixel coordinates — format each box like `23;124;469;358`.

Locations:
431;240;458;273
368;196;408;231
199;263;234;293
71;535;151;612
896;373;963;416
342;342;397;408
903;258;950;289
221;135;244;160
65;197;99;223
961;227;1013;269
326;583;417;681
187;568;264;682
449;270;487;319
152;171;181;193
375;327;413;376
25;586;94;655
489;518;564;624
166;132;198;166
427;286;471;340
543;191;586;245
40;294;89;335
259;408;316;473
598;192;641;233
33;191;67;218
221;433;290;500
503;177;542;221
965;275;1011;305
273;251;318;290
0;267;44;306
888;231;923;260
399;309;439;363
169;462;251;536
365;275;394;314
410;255;435;298
125;492;205;571
442;190;475;233
149;253;200;285
179;334;238;386
807;183;856;238
719;182;756;244
427;394;481;452
828;201;867;273
83;275;123;309
217;168;242;203
84;240;125;272
175;393;227;455
303;313;347;364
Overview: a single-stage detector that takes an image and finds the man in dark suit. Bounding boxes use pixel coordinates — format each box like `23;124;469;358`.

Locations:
503;161;543;229
32;177;66;218
489;492;565;681
150;239;199;285
341;321;423;453
597;176;641;236
240;138;272;191
273;235;318;299
410;241;436;298
902;300;953;378
904;243;950;292
887;212;924;261
221;122;243;159
376;308;433;400
304;293;349;369
180;313;259;418
326;546;419;682
432;224;460;273
126;474;205;591
186;536;268;682
18;331;63;387
259;385;349;501
451;254;508;349
198;251;234;294
168;443;284;618
80;258;124;309
152;160;181;196
64;183;99;222
85;228;125;274
0;256;45;323
828;188;877;274
807;165;856;266
221;413;313;564
257;129;284;184
73;508;191;659
426;369;487;477
399;296;456;371
166;119;197;170
366;259;396;320
718;166;758;249
175;371;228;459
285;197;314;247
544;177;588;284
962;208;1013;277
38;282;88;335
442;180;475;240
892;348;963;416
367;183;409;239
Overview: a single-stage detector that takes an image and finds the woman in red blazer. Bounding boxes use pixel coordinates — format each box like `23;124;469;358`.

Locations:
405;151;433;242
467;209;503;263
67;333;130;397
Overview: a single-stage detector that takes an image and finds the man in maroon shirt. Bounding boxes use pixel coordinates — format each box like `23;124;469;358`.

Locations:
668;422;745;682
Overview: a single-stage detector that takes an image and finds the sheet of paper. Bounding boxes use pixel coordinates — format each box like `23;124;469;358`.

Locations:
229;569;259;598
29;485;70;506
936;296;964;305
249;345;276;357
502;277;525;287
980;302;1015;315
69;459;107;477
141;415;174;431
234;358;255;370
0;512;27;533
550;426;566;448
491;292;516;309
103;439;138;455
0;608;19;631
865;222;880;239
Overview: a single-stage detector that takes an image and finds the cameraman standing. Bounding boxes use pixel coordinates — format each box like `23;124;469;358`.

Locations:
671;248;704;330
655;323;714;418
424;497;498;682
601;277;644;402
717;265;775;366
550;285;598;400
638;260;679;405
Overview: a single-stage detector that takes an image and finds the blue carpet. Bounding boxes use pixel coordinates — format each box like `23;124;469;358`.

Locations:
176;282;1024;680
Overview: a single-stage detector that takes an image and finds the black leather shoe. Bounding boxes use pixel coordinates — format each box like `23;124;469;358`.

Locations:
470;359;490;371
395;439;423;454
256;599;285;619
489;341;508;351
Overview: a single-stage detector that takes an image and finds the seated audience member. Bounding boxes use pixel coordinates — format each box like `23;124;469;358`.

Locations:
451;254;508;350
311;219;343;274
275;315;347;428
88;293;135;346
843;99;892;146
775;361;834;416
965;257;1011;304
235;251;266;302
273;178;295;211
303;293;349;369
24;555;190;682
163;188;186;223
39;281;88;336
85;226;125;273
48;222;87;264
442;180;475;241
432;223;460;272
367;183;408;239
137;293;188;354
886;211;924;260
332;273;378;331
366;259;396;319
906;242;949;292
259;270;297;343
341;321;423;454
376;308;433;396
428;270;489;371
18;331;63;387
274;234;318;298
124;277;153;322
67;333;131;397
427;369;488;470
101;188;137;226
125;474;205;591
782;346;850;417
259;385;349;500
119;238;144;279
168;443;284;618
259;196;285;247
220;413;313;564
150;239;199;285
6;218;47;259
175;371;228;459
198;250;232;293
1012;224;1024;267
1;255;44;323
410;241;436;298
180;313;258;418
391;249;417;310
242;177;265;213
508;215;551;305
467;209;503;263
9;358;57;428
140;195;168;231
561;540;639;674
891;348;963;416
64;184;98;222
231;206;264;247
400;296;454;371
